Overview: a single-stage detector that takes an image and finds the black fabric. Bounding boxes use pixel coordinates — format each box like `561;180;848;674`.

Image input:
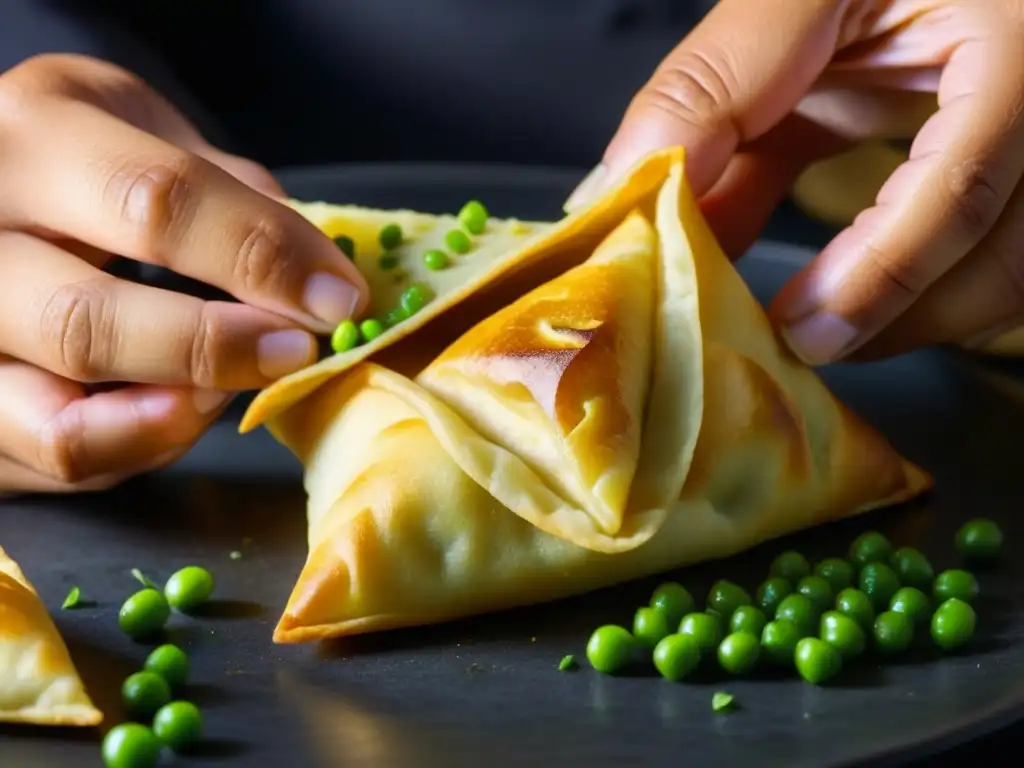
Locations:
1;0;716;167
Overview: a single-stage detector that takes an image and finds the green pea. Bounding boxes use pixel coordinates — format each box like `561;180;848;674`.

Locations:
933;569;979;604
143;644;190;690
955;518;1004;564
333;235;355;259
931;597;977;651
873;610;914;655
586;625;636;674
707;580;751;622
118;589;170;641
444;228;472;254
378;253;400;271
889;587;931;627
794;637;843;685
819;610;866;660
400;283;433;316
678;612;723;659
423;249;449;270
458;200;488;234
761;619;802;667
849;531;893;569
755;577;793;617
796;576;834;614
102;723;161;768
379;223;403;249
889;547;935;591
835;588;876;632
153;701;204;752
632;607;670;649
717;632;761;675
330;320;360;354
814;558;854;595
359;319;384;343
774;593;818;638
164;566;214;613
730;605;767;637
859;562;901;612
558;654;576;671
649;582;695;628
652;633;702;681
121;671;171;719
769;551;811;585
384;305;409;328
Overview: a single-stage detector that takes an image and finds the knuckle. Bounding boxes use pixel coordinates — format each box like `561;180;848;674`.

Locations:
39;280;111;381
859;240;924;298
644;47;742;138
230;216;292;295
190;304;226;388
105;154;197;263
34;409;88;484
944;160;1003;237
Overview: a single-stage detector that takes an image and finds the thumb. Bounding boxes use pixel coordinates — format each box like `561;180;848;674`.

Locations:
565;0;852;212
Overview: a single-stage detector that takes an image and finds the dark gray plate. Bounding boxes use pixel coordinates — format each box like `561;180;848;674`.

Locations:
2;165;1024;768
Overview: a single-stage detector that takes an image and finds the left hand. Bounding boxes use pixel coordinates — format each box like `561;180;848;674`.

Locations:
567;0;1024;363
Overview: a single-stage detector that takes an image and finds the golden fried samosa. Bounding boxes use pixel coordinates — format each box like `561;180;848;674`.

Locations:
0;546;102;725
243;149;931;643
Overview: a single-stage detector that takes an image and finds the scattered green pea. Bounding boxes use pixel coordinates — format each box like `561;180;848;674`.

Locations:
62;586;83;610
121;671;172;719
400;282;432;316
102;723;161;768
814;558;854;595
444;228;473;254
711;691;735;712
849;531;893;569
956;518;1004;564
649;582;695;627
889;547;935;591
774;593;818;638
144;644;190;690
359;318;384;343
759;622;799;669
164;566;214;613
797;576;835;614
379;223;403;249
333;235;355;259
558;654;577;671
118;589;170;641
730;605;767;637
819;610;866;660
653;634;701;681
423;249;449;270
933;569;979;605
794;637;843;685
330;319;360;354
931;597;976;651
153;701;204;752
378;253;400;270
458;200;488;234
384;305;409;327
632;607;670;649
873;610;914;655
769;551;811;585
835;587;876;632
756;577;793;617
678;612;724;659
859;562;901;612
586;625;635;674
889;587;931;627
707;580;751;622
718;632;761;675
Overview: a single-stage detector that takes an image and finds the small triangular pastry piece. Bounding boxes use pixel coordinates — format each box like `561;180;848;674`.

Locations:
248;149;931;643
0;545;102;726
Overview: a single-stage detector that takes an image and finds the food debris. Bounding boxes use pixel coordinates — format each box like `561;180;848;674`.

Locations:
558;655;577;672
712;692;734;712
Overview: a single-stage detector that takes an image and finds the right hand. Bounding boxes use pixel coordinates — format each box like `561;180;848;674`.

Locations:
0;54;369;493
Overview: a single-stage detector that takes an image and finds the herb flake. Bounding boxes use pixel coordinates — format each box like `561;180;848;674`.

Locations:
61;586;83;610
558;654;577;672
712;692;734;712
131;568;160;590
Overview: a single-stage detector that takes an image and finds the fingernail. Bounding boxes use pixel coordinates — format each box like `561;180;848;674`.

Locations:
564;164;608;213
302;272;360;325
193;389;231;414
781;312;859;366
258;330;316;379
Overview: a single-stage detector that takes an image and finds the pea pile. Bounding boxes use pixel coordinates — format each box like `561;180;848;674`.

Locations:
328;200;491;355
92;565;216;768
578;518;1003;695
